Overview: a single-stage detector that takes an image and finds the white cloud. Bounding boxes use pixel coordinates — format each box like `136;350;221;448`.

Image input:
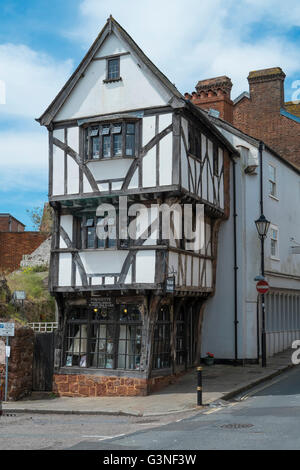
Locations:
0;129;48;191
67;0;300;98
0;44;73;193
0;43;73;118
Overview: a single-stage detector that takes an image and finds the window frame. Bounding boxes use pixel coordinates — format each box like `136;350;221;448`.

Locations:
268;163;278;199
213;142;219;176
188;123;201;160
152;305;171;370
270;224;280;260
64;304;143;371
175;309;186;366
83;120;138;161
81;214;118;250
104;56;121;83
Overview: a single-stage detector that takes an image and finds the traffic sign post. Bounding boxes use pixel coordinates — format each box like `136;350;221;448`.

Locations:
0;323;15;402
256;280;269;367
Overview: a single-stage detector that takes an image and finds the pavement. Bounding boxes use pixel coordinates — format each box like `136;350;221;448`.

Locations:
2;349;296;417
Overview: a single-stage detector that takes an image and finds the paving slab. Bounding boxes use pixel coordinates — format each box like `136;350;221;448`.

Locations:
2;349;297;417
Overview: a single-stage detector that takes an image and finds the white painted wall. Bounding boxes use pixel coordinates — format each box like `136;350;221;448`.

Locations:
54;33;171;122
203;125;300;360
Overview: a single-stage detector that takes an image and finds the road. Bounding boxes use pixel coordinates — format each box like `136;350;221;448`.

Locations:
1;366;300;450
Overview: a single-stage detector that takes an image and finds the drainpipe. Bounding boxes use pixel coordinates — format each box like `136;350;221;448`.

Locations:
233;159;238;363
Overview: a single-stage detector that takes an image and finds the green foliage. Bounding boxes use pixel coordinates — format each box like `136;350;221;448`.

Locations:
21;264;49;274
26;206;43;231
8;270;49;302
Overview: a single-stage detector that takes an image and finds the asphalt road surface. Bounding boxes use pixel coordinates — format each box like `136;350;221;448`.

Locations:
1;365;300;450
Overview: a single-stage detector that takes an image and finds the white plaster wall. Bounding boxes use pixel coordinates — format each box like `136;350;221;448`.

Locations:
79;250;128;275
55;33;171;122
87;159;132;181
67;156;80;194
58;253;72;287
159;133;172;186
159;113;172;132
181;138;189;190
52;146;64;196
143;147;156;187
143;116;156;146
204;124;300;360
135;251;155;283
67;127;79;152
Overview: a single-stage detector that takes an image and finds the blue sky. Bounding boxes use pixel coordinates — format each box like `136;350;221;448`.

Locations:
1;0;300;230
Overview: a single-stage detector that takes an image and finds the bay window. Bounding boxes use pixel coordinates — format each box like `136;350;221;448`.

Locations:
84;120;137;160
64;304;142;370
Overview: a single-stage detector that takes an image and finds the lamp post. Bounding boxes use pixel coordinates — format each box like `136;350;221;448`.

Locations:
255;215;270;367
255;142;271;367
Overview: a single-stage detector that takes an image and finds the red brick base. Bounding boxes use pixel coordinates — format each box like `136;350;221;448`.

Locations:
53;374;148;397
53;372;184;397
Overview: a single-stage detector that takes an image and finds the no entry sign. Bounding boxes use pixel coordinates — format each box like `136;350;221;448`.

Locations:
256;280;269;294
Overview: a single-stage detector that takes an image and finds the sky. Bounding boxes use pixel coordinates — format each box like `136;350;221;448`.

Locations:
1;0;300;230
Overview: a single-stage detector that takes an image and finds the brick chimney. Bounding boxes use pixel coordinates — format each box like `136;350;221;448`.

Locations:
185;76;233;123
247;67;286;112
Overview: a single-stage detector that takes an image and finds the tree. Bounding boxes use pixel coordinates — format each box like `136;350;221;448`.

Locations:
26;206;43;231
26;204;53;234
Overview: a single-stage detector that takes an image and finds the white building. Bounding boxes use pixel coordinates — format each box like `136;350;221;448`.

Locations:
202;114;300;362
37;17;300;398
37;16;239;396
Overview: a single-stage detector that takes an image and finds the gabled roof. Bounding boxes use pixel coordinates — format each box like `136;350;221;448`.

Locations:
36;16;239;160
233;91;250;105
37;16;184;127
0;214;25;227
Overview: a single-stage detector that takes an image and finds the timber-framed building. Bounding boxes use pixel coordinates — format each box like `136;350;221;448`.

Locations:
37;17;237;396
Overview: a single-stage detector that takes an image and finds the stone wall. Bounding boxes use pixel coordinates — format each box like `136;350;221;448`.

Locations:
0;323;34;400
53;372;183;397
20;237;51;268
53;374;148;397
0;232;47;273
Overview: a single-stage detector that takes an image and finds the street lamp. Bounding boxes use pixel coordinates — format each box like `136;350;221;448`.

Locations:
255;214;270;239
255;213;270;368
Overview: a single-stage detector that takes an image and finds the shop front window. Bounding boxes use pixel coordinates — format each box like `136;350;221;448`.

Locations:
64;304;142;370
176;309;185;366
152;305;171;369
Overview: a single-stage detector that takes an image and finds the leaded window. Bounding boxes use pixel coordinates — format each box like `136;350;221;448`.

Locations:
83;121;137;160
107;57;120;81
188;123;201;159
82;214;117;249
64;304;142;370
268;163;277;197
152;305;171;369
176;309;185;366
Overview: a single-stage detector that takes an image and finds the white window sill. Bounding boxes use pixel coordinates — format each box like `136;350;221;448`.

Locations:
270;256;280;262
269;194;279;202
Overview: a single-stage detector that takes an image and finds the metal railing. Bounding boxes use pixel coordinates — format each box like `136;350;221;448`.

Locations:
28;322;58;333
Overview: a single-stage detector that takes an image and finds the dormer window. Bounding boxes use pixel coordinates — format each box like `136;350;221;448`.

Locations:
84;120;137;160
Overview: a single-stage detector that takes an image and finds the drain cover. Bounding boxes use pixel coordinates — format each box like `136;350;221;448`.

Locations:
220;423;254;430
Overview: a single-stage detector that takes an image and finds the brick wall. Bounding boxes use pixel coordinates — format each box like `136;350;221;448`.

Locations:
185;76;234;122
0;324;34;401
0;232;47;273
0;216;25;232
233;68;300;167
